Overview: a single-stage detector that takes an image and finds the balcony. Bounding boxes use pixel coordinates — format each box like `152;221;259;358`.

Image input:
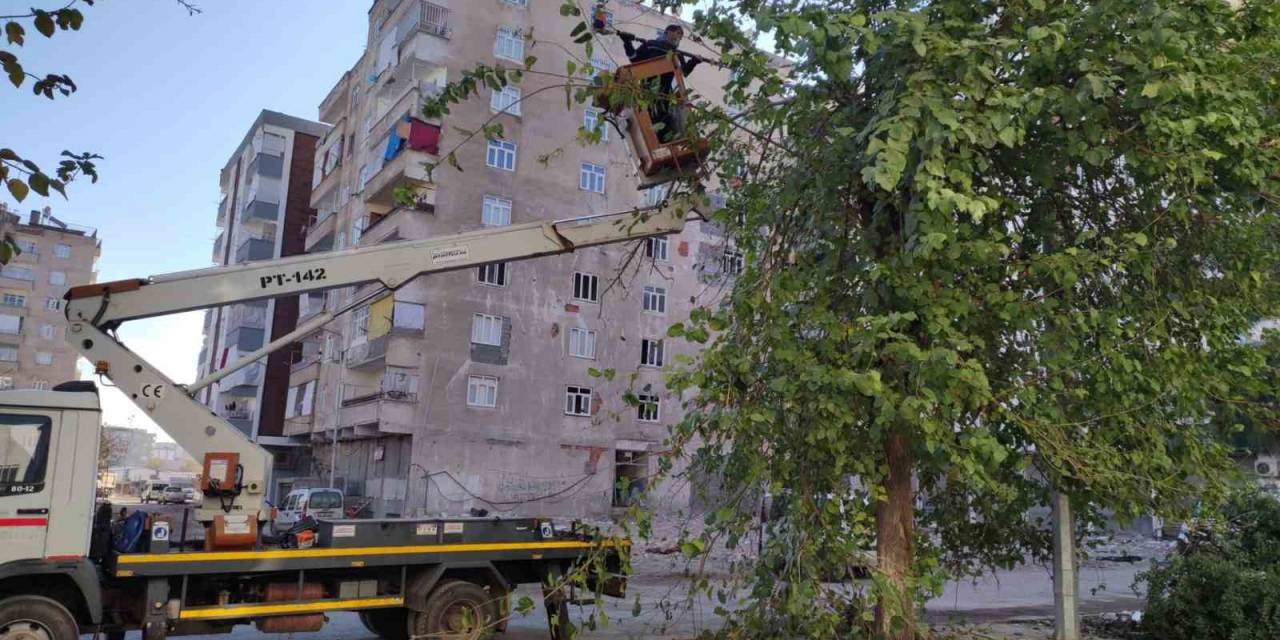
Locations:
216;196;229;227
221;362;264;392
247;152;284;179
226;326;265;352
235;236;275;263
241;198;280;223
363;141;438;208
254;131;287;157
395;1;451;46
338;385;417;436
375;52;447;104
227;303;267;330
304;211;337;253
212;231;224;262
346;334;389;369
319;72;350;125
283;413;315;437
298;292;326;321
240;175;281;222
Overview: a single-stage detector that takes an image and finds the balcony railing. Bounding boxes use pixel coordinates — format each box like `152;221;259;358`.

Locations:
396;1;450;44
235;236;275;263
346;334;388;369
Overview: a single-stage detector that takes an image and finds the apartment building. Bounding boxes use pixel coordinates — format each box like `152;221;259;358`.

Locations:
287;0;739;518
0;204;100;390
196;110;328;497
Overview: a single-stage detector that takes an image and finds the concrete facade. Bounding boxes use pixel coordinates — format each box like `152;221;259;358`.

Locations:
196;110;328;500
287;0;738;519
0;204;100;390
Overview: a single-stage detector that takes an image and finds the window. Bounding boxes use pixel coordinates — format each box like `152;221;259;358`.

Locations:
486;140;517;171
640;339;664;367
637;393;661;422
642;286;666;314
481;195;512;226
392;302;426;331
491;85;521;115
646;237;669;262
48;271;65;286
0;415;51;489
54;243;70;259
723;248;745;275
38;324;53;340
572;272;599;303
569;327;596;359
286;381;315;418
467;375;498;408
478;263;507;286
584;108;609;142
35;352;52;366
357;163;373;192
353;305;370;340
0;346;15;362
471;313;503;346
308;490;342;510
0;315;20;336
494;27;524;61
1;265;33;281
613;449;648;506
589;56;616;80
44;298;61;312
31;380;47;391
643;184;669;208
502;0;527;5
351;217;365;244
15;239;37;255
1;294;24;308
565;385;593;416
579;162;606;194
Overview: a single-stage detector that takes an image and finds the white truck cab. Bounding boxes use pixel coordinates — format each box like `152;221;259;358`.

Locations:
0;384;100;565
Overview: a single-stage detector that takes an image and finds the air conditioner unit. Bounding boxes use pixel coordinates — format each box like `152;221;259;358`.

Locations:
1255;455;1280;477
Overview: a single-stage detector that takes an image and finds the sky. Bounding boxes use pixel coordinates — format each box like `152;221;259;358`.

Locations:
2;0;370;439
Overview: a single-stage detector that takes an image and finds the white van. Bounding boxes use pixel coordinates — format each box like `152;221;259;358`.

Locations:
140;481;168;504
272;488;344;535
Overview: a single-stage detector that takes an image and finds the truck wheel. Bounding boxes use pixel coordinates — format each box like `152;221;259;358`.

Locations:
409;580;497;639
0;595;79;640
358;608;407;640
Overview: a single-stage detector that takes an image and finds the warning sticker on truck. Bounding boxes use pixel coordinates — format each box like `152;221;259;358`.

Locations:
331;524;357;538
443;522;464;534
416;523;438;536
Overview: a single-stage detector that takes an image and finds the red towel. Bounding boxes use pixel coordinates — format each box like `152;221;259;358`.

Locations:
408;119;441;155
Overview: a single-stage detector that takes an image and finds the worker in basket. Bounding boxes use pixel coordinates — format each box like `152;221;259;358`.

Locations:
619;24;700;143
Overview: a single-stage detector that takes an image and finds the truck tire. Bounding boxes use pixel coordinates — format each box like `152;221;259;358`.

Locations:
0;595;79;640
409;580;497;639
358;608;407;640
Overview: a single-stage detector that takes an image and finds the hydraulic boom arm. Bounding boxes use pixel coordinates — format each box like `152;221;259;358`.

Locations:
63;198;699;532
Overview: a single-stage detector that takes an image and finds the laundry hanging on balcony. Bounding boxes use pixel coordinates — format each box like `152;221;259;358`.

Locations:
384;115;442;161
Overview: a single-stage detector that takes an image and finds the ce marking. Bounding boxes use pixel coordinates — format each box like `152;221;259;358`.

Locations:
141;384;165;399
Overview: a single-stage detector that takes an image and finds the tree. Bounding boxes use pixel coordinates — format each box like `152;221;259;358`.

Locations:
98;427;123;470
0;0;198;262
655;1;1280;637
423;0;1280;637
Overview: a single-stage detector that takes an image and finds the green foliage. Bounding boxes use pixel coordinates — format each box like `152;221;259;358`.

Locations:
1142;491;1280;640
658;0;1280;634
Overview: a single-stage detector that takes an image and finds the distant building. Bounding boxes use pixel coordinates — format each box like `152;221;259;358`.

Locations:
0;203;100;390
194;110;328;501
103;426;157;468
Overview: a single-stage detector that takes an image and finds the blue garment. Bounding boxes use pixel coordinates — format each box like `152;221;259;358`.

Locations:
384;127;403;161
114;510;148;553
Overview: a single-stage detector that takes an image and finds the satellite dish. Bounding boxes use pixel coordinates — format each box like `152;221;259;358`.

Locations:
1257;461;1272;476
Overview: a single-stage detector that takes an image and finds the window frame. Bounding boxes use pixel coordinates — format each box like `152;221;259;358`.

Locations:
636;393;661;423
579;162;606;194
568;327;597;360
471;313;503;346
490;85;522;116
481;195;512;226
0;414;51;492
466;375;499;408
584;107;609;142
572;272;599;303
34;352;52;366
645;236;669;262
494;26;525;62
642;285;667;314
640;338;664;368
565;385;593;417
477;263;507;287
486;140;517;171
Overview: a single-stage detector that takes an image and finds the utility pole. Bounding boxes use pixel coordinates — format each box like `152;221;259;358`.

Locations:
329;353;344;490
1052;491;1080;640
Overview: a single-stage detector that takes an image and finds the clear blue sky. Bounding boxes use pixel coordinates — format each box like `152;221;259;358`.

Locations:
2;0;369;433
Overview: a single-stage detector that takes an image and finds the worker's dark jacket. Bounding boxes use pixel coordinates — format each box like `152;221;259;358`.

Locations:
623;36;699;97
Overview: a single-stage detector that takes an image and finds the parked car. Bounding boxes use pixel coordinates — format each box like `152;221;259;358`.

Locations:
180;486;195;502
140;481;167;504
272;488;344;535
161;485;188;504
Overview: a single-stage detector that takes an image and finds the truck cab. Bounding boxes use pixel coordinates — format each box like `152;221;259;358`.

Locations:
0;382;105;638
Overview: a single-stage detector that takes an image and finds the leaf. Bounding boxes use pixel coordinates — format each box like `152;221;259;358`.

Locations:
33;12;54;38
850;371;882;397
7;179;28;202
523;55;537;69
1141;81;1162;98
666;323;685;338
1027;26;1049;41
570;22;587;38
28;172;48;197
4;22;23;46
515;595;535;614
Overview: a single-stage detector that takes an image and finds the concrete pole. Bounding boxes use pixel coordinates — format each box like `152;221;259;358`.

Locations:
1052;491;1080;640
329;349;344;489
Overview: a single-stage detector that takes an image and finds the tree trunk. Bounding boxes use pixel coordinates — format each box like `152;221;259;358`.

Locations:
874;431;916;640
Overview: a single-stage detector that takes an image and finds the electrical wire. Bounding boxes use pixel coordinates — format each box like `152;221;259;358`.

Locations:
425;470;597;509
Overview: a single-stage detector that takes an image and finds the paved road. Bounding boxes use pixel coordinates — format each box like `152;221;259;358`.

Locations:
84;555;1153;639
